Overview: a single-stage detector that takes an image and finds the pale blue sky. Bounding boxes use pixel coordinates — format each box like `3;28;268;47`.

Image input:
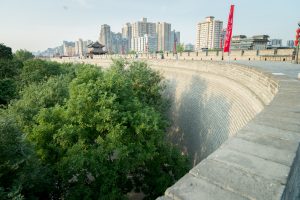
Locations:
0;0;299;52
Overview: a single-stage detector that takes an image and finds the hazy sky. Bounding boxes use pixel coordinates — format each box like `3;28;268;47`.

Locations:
1;0;299;52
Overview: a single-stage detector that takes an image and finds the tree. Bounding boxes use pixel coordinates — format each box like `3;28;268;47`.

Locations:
0;44;13;60
7;59;188;199
0;45;23;105
176;43;184;53
14;49;34;62
0;110;51;199
128;50;136;55
20;59;63;85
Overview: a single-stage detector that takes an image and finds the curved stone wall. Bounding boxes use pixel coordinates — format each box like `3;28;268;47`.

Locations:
52;58;300;200
149;60;278;165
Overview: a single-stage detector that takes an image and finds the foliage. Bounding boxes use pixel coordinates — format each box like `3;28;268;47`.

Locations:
128;50;136;55
20;59;63;85
0;110;51;199
0;43;13;60
0;48;23;105
14;50;34;62
176;43;184;53
3;57;188;199
0;78;17;105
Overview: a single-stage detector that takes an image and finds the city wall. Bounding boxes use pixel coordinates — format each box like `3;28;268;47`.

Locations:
52;58;300;200
87;48;299;62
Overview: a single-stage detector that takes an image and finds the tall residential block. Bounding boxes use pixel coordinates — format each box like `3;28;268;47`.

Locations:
99;24;112;52
63;41;75;56
122;23;132;49
131;34;157;53
196;16;223;50
132;18;156;38
157;22;171;51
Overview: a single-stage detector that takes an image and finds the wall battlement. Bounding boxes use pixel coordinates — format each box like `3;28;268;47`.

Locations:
82;48;299;62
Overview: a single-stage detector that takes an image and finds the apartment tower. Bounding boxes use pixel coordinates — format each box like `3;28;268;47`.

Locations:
196;16;223;50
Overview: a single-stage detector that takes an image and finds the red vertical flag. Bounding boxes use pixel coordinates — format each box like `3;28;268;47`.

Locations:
295;28;300;47
223;5;235;53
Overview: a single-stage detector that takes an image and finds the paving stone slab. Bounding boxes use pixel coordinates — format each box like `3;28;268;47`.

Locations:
165;174;248;200
237;129;300;152
252;117;300;133
190;159;285;200
208;148;290;184
222;137;296;166
258;109;300;120
242;123;300;140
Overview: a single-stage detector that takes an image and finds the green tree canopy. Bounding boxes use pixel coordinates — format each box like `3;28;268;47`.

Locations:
0;44;13;60
0;110;51;199
14;49;34;62
4;59;188;199
176;43;184;53
0;44;23;105
20;59;63;85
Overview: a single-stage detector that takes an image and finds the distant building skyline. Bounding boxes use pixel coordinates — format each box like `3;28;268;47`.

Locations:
1;0;299;52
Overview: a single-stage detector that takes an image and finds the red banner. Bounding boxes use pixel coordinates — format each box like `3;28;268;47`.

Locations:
295;28;300;47
223;5;235;53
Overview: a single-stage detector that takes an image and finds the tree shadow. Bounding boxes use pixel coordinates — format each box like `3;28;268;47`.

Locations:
166;75;231;166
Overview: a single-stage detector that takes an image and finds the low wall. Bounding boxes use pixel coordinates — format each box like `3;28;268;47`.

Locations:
83;48;298;62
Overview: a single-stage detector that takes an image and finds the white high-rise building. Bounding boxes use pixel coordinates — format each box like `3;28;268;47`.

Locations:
99;24;112;52
157;22;171;51
77;38;84;56
131;34;157;53
196;16;223;50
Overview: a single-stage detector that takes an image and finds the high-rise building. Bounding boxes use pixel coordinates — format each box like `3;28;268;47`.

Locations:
196;16;223;50
78;38;84;56
122;23;132;49
287;40;295;48
157;22;171;51
75;41;79;56
132;18;156;38
99;24;112;52
170;30;180;52
63;41;76;56
131;34;157;53
111;32;123;54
